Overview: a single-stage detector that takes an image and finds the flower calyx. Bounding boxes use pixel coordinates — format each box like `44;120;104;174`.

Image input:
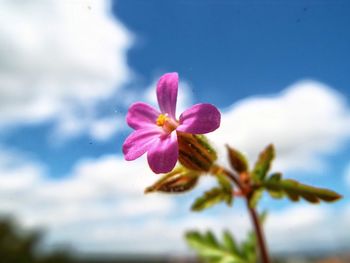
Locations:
177;132;217;172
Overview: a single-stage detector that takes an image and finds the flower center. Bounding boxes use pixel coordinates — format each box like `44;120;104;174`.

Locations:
156;114;178;132
156;114;168;126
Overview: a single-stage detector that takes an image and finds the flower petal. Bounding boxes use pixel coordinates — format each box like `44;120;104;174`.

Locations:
126;102;161;130
177;103;221;134
156;72;178;119
147;132;178;174
123;127;163;161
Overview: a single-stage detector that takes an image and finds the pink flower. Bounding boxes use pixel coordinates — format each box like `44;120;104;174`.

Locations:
123;72;221;174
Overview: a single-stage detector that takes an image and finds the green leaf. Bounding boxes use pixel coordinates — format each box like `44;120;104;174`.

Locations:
248;188;264;208
226;145;248;174
252;144;275;183
191;173;234;211
222;231;240;256
185;232;220;259
265;173;284;199
185;231;245;263
191;187;233;211
218;258;241;263
217;174;233;206
205;231;219;247
185;230;263;263
267;190;284;199
145;167;200;193
263;176;342;203
240;231;257;263
268;172;282;182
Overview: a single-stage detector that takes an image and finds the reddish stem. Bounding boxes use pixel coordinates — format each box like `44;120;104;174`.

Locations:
247;203;270;263
213;166;271;263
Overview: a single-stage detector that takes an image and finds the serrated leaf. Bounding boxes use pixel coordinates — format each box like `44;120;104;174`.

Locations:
216;174;233;205
285;190;299;201
263;178;342;203
268;172;282;182
252;144;275;183
266;173;284;199
222;231;240;256
226;145;248;174
217;174;232;192
248;188;264;208
205;231;219;247
191;187;232;211
145;167;199;193
191;173;234;211
241;231;257;263
185;231;245;263
218;257;241;263
267;189;284;199
185;231;222;258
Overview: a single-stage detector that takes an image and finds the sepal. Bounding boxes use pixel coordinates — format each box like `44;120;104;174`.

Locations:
177;132;217;172
145;166;200;193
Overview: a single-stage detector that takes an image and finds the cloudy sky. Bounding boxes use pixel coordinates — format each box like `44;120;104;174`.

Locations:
0;0;350;256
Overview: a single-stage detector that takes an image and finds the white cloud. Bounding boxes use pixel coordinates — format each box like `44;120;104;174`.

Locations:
44;201;350;255
118;196;175;217
0;149;177;247
0;148;43;194
266;204;350;253
88;116;123;141
97;203;349;255
0;0;133;140
0;147;349;254
1;78;349;254
209;80;350;173
0;147;230;253
1;0;349;256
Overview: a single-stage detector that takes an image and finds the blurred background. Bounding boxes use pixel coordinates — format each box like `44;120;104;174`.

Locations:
0;0;349;262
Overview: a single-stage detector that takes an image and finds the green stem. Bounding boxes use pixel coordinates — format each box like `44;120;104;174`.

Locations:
211;165;270;263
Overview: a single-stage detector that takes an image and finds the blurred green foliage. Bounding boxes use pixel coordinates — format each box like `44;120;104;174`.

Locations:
185;230;257;263
0;217;72;263
191;174;233;212
0;217;346;263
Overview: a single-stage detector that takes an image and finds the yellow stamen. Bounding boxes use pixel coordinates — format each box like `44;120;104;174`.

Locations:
156;114;168;126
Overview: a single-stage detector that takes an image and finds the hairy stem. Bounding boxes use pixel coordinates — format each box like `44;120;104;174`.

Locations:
211;165;270;263
247;203;270;263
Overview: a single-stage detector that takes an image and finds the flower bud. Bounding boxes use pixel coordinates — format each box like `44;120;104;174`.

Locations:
177;132;217;172
145;166;199;193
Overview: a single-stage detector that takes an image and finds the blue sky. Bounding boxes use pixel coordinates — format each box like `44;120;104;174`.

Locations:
116;0;350;103
0;0;350;255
